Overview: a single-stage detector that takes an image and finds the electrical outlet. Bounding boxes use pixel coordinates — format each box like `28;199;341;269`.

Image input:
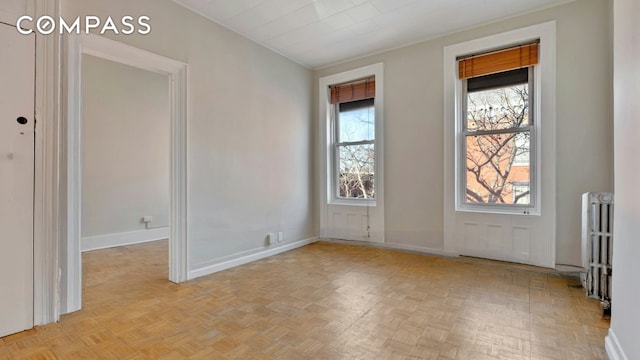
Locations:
267;233;275;245
143;216;153;223
278;232;284;242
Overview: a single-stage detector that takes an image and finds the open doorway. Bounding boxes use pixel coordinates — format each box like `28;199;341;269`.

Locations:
81;54;170;253
63;34;188;314
80;53;171;293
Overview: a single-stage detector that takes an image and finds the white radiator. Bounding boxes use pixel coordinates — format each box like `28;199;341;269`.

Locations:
581;192;614;312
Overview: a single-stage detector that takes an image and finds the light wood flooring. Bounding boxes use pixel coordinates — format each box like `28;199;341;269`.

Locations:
0;241;609;359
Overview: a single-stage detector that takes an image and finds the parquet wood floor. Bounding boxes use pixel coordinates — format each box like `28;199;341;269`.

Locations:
0;241;609;359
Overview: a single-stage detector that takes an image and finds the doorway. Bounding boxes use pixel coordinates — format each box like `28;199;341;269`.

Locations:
63;34;189;314
80;54;170;253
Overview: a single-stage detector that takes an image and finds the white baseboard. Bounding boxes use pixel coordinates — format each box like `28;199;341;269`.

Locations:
189;237;319;280
320;238;458;258
606;328;629;360
82;227;169;252
383;242;459;258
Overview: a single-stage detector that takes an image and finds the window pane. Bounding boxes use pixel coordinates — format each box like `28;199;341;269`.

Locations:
467;84;529;132
465;132;530;205
513;132;530;165
338;144;375;199
512;183;530;204
338;102;374;143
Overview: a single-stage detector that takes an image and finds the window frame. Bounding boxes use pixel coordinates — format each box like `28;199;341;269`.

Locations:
443;21;556;264
332;99;376;201
319;63;384;208
459;66;538;214
455;61;542;215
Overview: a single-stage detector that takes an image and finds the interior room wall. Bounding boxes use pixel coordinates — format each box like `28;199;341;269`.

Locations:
81;54;170;251
0;0;25;24
609;0;640;358
62;0;315;271
314;0;613;267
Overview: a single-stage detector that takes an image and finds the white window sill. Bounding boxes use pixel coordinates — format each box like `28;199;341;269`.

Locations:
456;205;540;216
330;198;377;207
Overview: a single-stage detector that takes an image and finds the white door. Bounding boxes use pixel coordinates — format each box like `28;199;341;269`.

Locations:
0;22;35;337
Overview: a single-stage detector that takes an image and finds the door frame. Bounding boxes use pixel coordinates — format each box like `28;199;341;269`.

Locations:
64;33;189;313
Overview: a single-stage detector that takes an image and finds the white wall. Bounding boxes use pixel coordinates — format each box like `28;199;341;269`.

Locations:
0;0;26;24
314;0;613;266
62;0;315;269
81;54;170;248
608;0;640;358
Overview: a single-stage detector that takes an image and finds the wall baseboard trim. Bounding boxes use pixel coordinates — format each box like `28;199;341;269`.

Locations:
81;227;169;252
606;328;629;360
320;238;459;258
189;237;319;280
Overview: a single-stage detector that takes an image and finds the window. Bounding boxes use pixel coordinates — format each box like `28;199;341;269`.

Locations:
458;42;538;211
330;78;376;200
335;98;375;199
319;63;385;242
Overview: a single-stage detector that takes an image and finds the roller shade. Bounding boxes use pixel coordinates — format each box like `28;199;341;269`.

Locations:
458;41;539;80
330;77;375;104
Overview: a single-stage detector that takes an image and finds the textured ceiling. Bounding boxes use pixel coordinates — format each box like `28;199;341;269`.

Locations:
174;0;571;68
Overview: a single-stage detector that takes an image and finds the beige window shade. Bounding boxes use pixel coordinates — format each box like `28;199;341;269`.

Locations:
458;41;539;80
330;77;375;104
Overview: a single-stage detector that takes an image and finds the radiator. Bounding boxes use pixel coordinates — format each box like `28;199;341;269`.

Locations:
581;192;614;312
